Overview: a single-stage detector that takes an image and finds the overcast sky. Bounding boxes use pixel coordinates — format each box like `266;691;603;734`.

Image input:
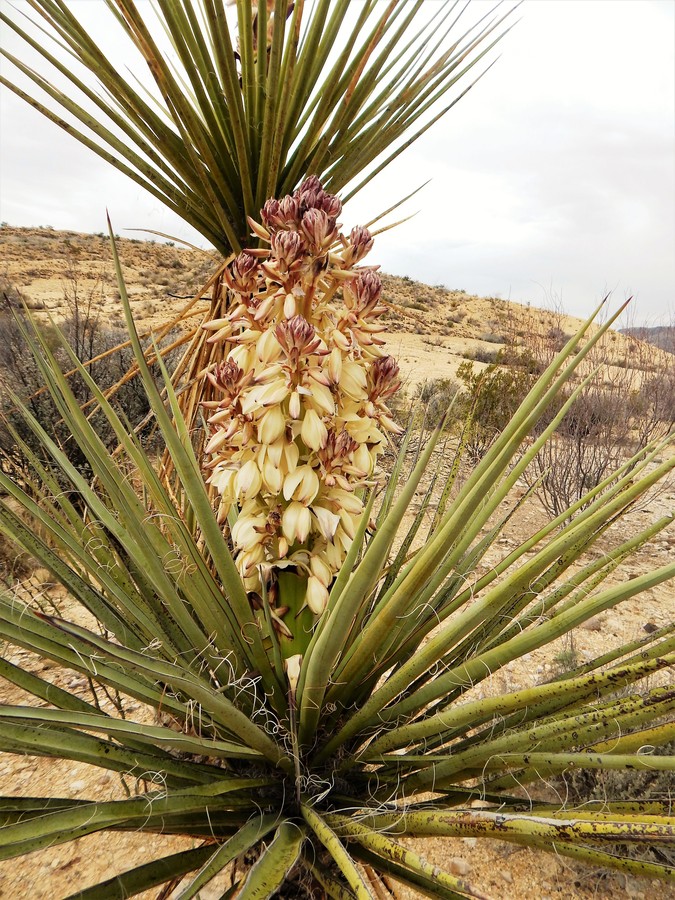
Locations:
1;0;674;324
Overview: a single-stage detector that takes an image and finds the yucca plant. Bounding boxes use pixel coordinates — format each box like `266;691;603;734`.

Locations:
1;0;518;458
1;1;674;897
1;186;674;897
1;0;515;254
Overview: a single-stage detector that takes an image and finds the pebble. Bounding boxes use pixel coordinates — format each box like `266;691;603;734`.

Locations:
580;615;603;632
462;837;477;848
448;857;471;876
501;870;513;884
70;780;86;792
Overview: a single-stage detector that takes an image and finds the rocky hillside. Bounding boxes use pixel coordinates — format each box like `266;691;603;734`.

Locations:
0;224;665;395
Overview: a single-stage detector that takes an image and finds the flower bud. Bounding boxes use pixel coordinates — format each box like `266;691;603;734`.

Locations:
354;270;382;311
276;315;320;357
317;191;342;218
306;575;329;615
278;194;299;225
282;501;311;544
369;355;401;401
261;195;298;229
301;408;328;451
261;198;281;227
285;653;302;692
297;174;323;196
271;230;306;268
224;251;259;293
301;208;337;252
346;226;374;264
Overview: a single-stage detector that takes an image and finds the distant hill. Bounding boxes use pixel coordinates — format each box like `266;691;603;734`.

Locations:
2;223;669;392
619;326;674;355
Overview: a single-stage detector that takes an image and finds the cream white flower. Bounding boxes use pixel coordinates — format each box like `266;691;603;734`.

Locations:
300;408;328;451
235;459;263;499
203;177;401;629
282;501;312;544
283;465;320;505
232;514;266;551
311;505;341;541
257;406;287;444
261;458;283;493
306;575;329;615
310;554;332;587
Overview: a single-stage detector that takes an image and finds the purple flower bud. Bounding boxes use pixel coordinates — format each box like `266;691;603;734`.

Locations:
369;355;400;400
296;175;323;195
271;230;306;268
354;270;382;310
224;252;259;293
317;191;342;218
276;315;320;356
278;194;299;225
261;198;281;227
262;195;299;229
301;208;337;251
347;226;374;264
207;358;254;403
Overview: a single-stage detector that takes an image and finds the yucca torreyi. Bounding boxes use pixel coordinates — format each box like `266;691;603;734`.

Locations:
1;0;674;897
1;188;674;895
1;0;520;466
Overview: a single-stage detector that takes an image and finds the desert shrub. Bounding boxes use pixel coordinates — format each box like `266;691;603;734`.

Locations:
525;360;674;518
478;331;506;344
414;378;460;427
469;345;501;363
0;296;176;488
456;359;536;461
0;274;29;308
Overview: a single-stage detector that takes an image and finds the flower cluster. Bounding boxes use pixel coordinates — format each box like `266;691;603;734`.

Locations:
203;177;401;617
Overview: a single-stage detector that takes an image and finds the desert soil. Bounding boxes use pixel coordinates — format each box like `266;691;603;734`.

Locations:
0;226;673;899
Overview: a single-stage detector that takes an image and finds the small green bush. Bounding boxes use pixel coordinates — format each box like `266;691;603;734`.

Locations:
456;359;536;461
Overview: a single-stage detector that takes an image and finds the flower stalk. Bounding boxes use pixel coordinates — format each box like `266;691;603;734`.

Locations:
202;177;401;650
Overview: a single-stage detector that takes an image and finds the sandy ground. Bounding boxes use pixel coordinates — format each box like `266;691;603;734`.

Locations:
1;491;673;899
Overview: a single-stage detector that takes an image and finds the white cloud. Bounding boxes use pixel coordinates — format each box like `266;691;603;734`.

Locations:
1;0;673;322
